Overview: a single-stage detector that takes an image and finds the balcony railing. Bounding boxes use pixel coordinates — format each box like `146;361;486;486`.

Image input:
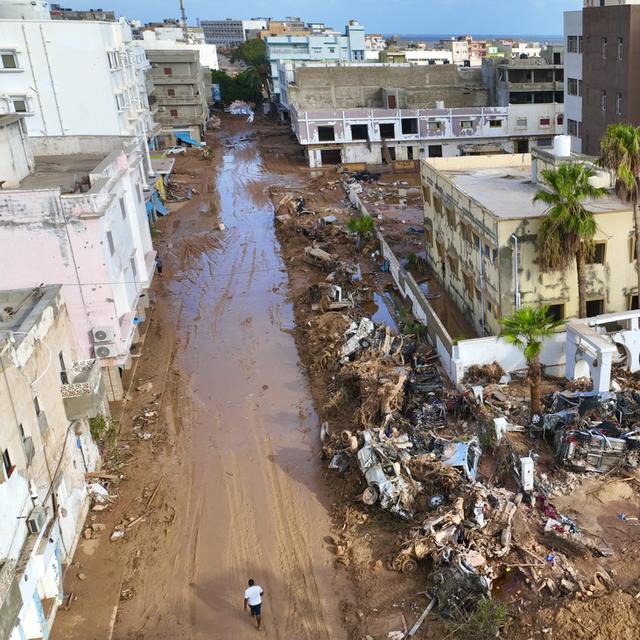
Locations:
61;360;104;420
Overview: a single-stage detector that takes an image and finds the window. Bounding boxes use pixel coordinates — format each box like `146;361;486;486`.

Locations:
407;146;414;160
119;197;126;220
536;138;553;148
489;119;502;128
11;97;27;113
557;114;564;125
617;37;624;61
115;93;126;111
433;195;443;215
587;299;604;317
436;240;445;258
568;119;580;137
350;124;368;140
567;78;581;96
616;92;623;116
106;230;115;255
447;255;459;277
445;207;456;228
422;185;431;204
170;109;178;117
425;227;434;246
2;449;14;479
379;123;395;139
317;125;335;142
516;117;528;129
130;256;137;279
0;51;18;69
601;90;607;112
401;118;418;135
428;144;443;158
107;51;119;69
164;67;173;75
387;94;397;109
472;233;480;250
167;88;176;97
601;37;608;60
587;241;606;264
462;271;474;296
427;121;442;131
539;117;551;127
59;351;68;385
629;295;639;311
460;120;473;129
547;303;565;322
33;396;40;417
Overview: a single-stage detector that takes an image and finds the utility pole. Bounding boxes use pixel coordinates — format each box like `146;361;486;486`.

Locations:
178;0;188;42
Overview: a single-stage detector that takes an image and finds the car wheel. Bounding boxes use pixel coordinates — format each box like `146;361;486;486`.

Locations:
362;486;379;505
401;557;418;574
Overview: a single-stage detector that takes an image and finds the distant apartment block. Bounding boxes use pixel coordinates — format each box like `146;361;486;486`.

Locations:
266;20;366;98
564;10;583;152
49;2;115;21
421;146;635;336
0;117;155;399
200;18;267;47
0;6;158;176
146;48;209;145
284;64;563;167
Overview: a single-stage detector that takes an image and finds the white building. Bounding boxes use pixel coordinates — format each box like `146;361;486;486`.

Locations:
0;285;102;640
141;28;219;71
0;1;158;178
564;10;583;153
0;116;155;400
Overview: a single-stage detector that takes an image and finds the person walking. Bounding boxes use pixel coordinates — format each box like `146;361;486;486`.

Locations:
243;579;264;630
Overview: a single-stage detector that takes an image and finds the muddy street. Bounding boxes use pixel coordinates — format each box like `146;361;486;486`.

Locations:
113;121;348;638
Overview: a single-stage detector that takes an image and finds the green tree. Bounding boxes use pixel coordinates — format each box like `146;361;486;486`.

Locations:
347;213;375;243
600;123;640;303
230;39;270;101
500;306;564;414
211;69;262;104
533;163;606;318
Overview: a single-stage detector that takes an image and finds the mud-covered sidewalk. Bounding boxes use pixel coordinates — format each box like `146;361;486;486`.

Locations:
51;117;350;640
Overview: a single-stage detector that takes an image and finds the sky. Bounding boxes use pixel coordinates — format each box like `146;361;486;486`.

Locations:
64;0;583;36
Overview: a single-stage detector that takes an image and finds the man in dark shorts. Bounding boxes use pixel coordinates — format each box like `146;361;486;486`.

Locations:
243;579;264;630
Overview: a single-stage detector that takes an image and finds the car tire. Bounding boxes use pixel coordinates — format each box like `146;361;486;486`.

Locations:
362;486;379;505
401;557;418;574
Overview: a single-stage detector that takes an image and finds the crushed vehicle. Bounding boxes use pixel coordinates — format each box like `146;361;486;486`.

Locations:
303;245;337;271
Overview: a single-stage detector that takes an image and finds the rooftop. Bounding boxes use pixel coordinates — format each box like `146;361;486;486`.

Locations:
432;157;628;220
0;286;61;336
18;153;106;192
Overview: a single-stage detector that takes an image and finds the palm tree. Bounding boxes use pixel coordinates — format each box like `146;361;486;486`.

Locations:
347;214;375;245
533;164;607;318
501;306;564;414
600;124;640;303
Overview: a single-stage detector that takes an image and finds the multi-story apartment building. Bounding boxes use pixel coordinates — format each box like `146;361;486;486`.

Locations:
564;10;583;152
0;285;102;640
146;48;209;145
0;117;155;400
284;64;563;167
581;0;640;154
0;2;158;178
49;2;115;21
266;20;366;99
141;27;219;73
421;144;635;336
200;18;268;47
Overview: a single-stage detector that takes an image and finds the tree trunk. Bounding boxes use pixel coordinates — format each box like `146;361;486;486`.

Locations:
635;201;640;304
529;356;542;415
576;244;587;318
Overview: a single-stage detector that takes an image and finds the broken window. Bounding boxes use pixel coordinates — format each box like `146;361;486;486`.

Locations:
320;149;342;165
401;118;418;135
587;241;606;264
350;124;368;140
586;299;604;317
489;119;502;128
317;126;335;142
427;121;442;131
428;144;443;158
379;123;395;139
445;207;456;228
0;51;18;69
547;303;565;322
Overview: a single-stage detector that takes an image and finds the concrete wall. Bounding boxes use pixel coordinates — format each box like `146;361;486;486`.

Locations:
287;64;487;110
0;144;154;365
0;118;33;187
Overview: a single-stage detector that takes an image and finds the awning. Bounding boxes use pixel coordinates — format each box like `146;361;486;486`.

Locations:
175;131;205;148
146;187;169;218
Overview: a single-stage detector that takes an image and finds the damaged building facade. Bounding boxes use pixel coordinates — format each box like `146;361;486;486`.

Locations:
0;116;155;400
421;141;637;336
284;61;565;168
0;286;102;640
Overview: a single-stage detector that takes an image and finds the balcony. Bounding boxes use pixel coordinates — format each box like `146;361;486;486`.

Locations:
61;360;104;420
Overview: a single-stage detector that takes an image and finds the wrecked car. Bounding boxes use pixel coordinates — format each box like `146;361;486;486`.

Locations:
357;430;418;520
303;245;336;271
429;437;482;483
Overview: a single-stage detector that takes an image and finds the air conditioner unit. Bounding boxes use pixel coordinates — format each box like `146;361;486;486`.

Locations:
92;327;115;343
26;506;47;534
95;343;118;359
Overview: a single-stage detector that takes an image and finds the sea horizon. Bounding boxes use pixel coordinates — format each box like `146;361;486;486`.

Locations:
383;33;563;43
